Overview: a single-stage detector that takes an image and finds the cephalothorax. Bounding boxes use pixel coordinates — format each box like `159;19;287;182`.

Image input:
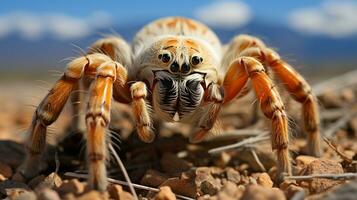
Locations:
19;17;321;191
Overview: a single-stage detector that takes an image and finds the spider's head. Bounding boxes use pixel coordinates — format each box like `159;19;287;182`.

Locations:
135;36;221;122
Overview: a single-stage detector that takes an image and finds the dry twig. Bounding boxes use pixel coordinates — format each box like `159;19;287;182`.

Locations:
64;172;195;200
208;133;270;154
108;143;138;200
250;148;267;172
323;137;354;164
285;173;357;181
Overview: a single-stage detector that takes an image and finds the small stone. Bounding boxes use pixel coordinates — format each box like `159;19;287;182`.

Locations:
28;175;45;189
195;167;222;196
160;171;197;198
219;181;244;199
56;179;84;196
160;153;193;174
11;190;37;200
296;156;318;167
141;169;169;187
284;184;305;199
0;174;7;182
37;188;61;200
225;168;240;184
302;158;345;194
108;184;134;200
257;173;273;188
241;185;286;200
76;190;107;200
0;162;12;178
36;172;62;190
154;186;176;200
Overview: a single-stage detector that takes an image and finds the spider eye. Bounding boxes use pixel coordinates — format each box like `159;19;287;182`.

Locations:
191;56;203;66
158;53;171;63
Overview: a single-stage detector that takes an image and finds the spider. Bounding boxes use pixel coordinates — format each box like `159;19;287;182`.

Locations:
19;17;321;191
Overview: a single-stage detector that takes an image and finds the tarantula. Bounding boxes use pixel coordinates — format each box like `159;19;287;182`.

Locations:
19;17;321;191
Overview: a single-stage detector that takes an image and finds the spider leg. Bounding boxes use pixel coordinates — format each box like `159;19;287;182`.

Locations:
190;83;224;143
224;35;321;157
264;48;321;157
86;61;127;191
19;56;87;179
223;57;291;182
129;81;155;142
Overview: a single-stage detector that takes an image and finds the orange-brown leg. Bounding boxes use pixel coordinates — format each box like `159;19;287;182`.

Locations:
86;61;127;191
130;82;155;143
225;35;321;157
223;57;291;182
19;57;87;179
264;49;321;157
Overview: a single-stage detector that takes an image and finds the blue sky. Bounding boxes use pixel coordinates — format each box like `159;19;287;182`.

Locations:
0;0;324;25
0;0;356;40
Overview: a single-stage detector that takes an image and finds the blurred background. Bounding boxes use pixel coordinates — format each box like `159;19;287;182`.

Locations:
0;0;356;79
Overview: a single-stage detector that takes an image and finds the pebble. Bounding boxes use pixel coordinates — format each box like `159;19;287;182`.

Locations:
241;185;286;200
141;169;169;187
302;158;345;193
257;173;273;188
56;179;84;196
108;184;134;200
154;186;176;200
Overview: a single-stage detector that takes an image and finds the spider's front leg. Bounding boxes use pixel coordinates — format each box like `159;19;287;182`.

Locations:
223;57;291;182
86;61;127;191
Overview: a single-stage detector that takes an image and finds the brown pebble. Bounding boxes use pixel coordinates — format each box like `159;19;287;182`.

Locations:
160;171;197;198
257;173;273;188
155;186;176;200
37;172;62;189
302;158;345;194
241;185;286;200
108;184;134;200
11;190;37;200
56;179;84;196
141;169;169;187
226;168;241;184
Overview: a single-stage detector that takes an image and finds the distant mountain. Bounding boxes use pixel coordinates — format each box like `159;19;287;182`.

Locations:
0;20;356;72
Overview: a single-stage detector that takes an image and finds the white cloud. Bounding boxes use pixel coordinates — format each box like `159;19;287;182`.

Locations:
288;1;357;38
195;1;251;29
0;11;113;40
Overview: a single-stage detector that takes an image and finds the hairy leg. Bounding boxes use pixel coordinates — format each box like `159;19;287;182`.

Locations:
129;82;155;143
85;61;127;191
19;57;86;179
223;57;291;182
224;34;321;157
